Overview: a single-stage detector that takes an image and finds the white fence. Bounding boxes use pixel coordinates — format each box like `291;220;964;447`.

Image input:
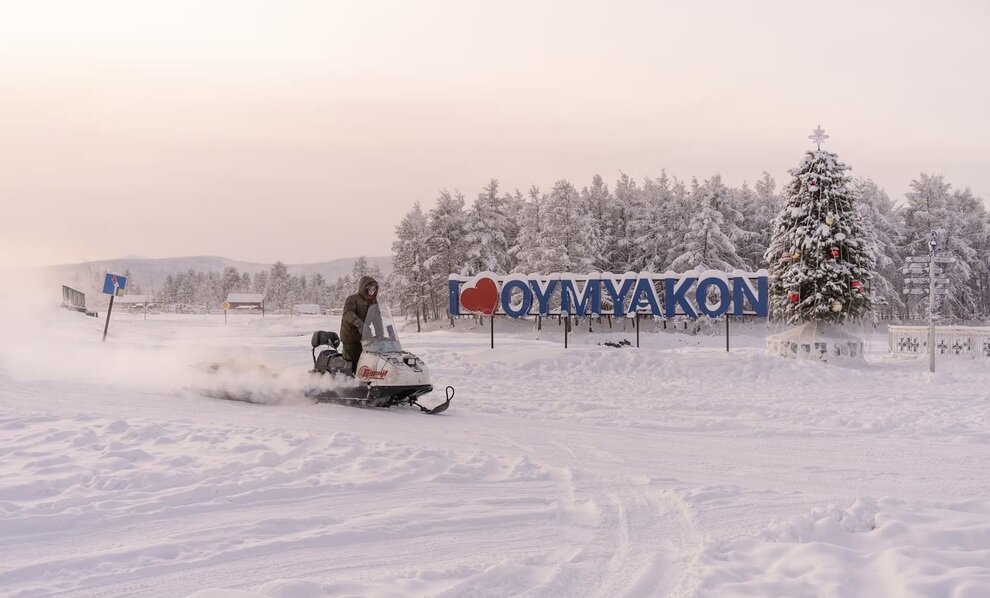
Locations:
888;326;990;359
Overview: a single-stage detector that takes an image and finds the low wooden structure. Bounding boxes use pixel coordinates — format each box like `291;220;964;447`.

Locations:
118;294;150;310
226;293;265;315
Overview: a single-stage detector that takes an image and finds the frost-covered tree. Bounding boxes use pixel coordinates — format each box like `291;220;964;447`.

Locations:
181;269;200;306
309;273;327;305
580;174;612;271
670;174;746;271
765;148;874;324
350;256;382;281
513;186;553;273
737;172;783;269
853;178;904;317
952;188;990;318
900;174;988;320
542;179;594;273
632;171;676;272
267;261;291;312
660;177;691;270
426;189;469;319
607;173;643;271
221;267;242;302
464;179;513;274
391;202;431;327
502;188;525;272
710;174;755;269
252;270;268;297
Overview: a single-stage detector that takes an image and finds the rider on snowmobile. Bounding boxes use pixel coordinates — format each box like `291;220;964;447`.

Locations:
340;275;379;374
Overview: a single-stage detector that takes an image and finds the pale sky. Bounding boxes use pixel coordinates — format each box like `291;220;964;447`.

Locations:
2;0;988;268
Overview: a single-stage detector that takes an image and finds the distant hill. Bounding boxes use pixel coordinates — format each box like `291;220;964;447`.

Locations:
42;255;392;295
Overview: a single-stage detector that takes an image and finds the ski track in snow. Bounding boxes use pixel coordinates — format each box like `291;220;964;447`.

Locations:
1;311;989;597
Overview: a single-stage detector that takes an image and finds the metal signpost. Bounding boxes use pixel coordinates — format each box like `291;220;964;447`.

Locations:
927;234;936;372
902;233;956;373
101;273;127;342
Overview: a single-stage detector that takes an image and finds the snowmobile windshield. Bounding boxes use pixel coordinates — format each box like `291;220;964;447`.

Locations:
361;302;402;353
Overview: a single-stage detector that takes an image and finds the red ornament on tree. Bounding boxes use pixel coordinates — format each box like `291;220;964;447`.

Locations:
831;247;840;258
851;280;861;288
788;292;800;303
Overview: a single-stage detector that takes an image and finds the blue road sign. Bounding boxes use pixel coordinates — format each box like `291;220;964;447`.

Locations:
102;273;127;297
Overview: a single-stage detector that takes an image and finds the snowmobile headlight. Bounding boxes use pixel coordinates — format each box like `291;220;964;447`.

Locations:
386;354;423;371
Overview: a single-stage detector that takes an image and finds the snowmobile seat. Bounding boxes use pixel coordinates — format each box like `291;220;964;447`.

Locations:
312;330;345;371
315;350;351;375
311;330;341;350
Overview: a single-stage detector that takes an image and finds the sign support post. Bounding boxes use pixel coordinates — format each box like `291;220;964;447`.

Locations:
490;315;494;349
903;244;954;372
928;232;937;373
726;316;730;352
101;272;127;343
103;295;115;342
635;314;640;348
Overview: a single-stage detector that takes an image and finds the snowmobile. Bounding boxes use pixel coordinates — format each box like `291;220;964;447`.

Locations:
307;302;453;415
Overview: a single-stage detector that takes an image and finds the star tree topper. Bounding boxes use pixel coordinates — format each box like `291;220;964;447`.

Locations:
809;125;829;150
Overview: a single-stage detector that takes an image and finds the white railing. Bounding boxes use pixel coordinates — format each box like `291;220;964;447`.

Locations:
888;326;990;359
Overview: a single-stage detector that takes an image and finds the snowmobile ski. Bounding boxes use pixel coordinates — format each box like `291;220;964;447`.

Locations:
410;386;454;415
306;385;453;414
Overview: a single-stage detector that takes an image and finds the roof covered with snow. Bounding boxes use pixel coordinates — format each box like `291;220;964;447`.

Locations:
227;293;264;303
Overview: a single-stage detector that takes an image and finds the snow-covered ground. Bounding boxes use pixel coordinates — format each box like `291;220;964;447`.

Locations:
1;306;989;597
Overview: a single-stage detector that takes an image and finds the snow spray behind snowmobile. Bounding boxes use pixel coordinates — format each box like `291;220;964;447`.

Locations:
308;302;453;414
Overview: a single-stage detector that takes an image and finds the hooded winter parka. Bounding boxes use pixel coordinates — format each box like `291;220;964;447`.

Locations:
340;275;378;362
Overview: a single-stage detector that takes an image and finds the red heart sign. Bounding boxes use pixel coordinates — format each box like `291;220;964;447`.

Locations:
460;277;499;316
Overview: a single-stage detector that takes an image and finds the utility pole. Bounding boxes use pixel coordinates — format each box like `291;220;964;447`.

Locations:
928;231;937;373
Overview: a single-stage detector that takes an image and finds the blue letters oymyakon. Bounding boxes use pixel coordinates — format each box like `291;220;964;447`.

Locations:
449;270;769;318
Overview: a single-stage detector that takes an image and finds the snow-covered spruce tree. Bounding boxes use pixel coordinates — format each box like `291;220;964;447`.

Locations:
464;179;513;274
512;186;554;274
221;267;241;303
425;189;469;320
391;202;431;328
580;174;612;271
632;171;675;273
737;172;783;269
669;174;747;271
268;262;291;312
542;179;595;273
350;256;383;283
501;188;525;272
953;188;990;319
710;175;756;269
765;143;874;325
661;177;691;269
853;178;905;318
901;174;986;320
606;173;643;272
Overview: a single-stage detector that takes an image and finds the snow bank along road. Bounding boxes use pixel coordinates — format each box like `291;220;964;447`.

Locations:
1;311;988;597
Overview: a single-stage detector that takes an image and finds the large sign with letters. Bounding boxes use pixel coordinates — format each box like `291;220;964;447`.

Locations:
449;270;770;319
